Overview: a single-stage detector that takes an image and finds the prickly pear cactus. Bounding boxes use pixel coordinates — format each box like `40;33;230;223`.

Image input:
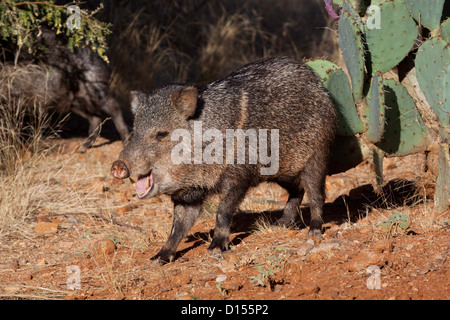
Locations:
366;0;418;73
317;0;449;211
416;36;450;132
338;4;365;102
404;0;446;30
376;79;430;156
306;59;365;136
441;18;450;43
366;71;385;144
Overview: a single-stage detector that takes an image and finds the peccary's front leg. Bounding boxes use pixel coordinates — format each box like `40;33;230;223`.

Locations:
208;185;249;252
152;202;201;263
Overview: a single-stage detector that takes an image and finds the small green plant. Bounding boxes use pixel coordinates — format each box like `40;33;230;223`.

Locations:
215;283;227;296
249;247;288;287
378;212;410;237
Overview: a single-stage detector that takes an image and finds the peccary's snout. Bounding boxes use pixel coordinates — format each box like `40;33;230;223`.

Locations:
111;160;130;179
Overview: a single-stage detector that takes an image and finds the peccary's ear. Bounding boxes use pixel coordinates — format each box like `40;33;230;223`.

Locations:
130;91;145;115
171;86;198;118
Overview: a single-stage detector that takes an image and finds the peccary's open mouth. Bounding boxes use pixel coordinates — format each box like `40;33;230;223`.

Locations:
136;170;154;199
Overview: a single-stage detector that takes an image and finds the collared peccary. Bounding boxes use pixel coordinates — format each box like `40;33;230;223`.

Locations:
111;57;338;263
0;27;129;150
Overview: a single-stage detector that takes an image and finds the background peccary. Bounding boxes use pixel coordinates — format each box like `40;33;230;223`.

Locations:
111;57;338;263
0;27;129;150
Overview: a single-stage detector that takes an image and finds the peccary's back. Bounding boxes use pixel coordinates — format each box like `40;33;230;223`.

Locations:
200;57;337;174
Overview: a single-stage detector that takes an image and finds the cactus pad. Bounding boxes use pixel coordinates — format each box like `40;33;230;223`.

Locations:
376;79;429;156
307;59;365;135
338;5;365;102
369;148;384;194
435;135;450;212
415;36;450;128
405;0;445;31
441;18;450;43
366;0;419;73
366;71;385;143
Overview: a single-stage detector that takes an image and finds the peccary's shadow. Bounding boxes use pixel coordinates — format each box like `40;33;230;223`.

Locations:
177;178;422;259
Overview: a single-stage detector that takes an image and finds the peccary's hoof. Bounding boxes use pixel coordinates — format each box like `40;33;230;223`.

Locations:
308;228;323;238
151;250;175;265
111;160;130;179
208;237;230;253
277;217;297;228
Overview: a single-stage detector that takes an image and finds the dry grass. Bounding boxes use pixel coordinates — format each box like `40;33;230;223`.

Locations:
103;0;336;107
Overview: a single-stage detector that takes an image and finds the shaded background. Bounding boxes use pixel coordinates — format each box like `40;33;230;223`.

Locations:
96;0;339;105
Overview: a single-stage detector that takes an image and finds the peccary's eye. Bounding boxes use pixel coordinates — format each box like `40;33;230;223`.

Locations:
156;131;169;140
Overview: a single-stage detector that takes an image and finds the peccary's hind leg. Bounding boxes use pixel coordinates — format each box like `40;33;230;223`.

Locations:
278;189;304;227
208;184;249;253
301;158;327;237
152;202;202;263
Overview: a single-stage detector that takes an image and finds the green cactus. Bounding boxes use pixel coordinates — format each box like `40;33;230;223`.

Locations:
342;1;364;32
338;4;365;102
435;134;450;212
323;0;449;211
366;71;385;143
305;59;340;79
404;0;446;30
415;36;450;130
443;66;450;141
441;18;450;43
376;79;430;156
307;59;365;136
369;147;384;194
365;0;419;74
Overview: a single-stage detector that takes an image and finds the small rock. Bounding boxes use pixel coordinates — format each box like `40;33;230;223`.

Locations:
178;257;189;263
37;259;47;266
131;218;143;225
220;260;235;273
21;273;33;281
36;216;51;223
116;204;138;215
216;274;227;283
203;273;216;281
372;239;393;253
347;251;386;272
300;283;320;294
93;239;116;255
224;282;241;292
223;252;239;264
35;222;58;235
